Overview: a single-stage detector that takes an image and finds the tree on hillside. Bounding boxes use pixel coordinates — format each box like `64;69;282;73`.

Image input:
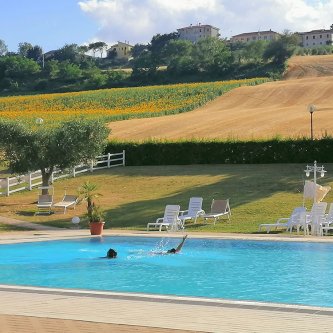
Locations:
0;118;110;193
53;44;81;63
162;39;193;64
18;42;33;57
97;42;108;58
89;42;107;58
131;44;148;58
131;50;157;79
163;39;196;74
241;40;268;64
45;59;60;79
58;60;82;81
0;39;8;56
263;31;299;66
193;37;233;74
0;55;41;80
26;45;43;62
149;32;179;65
78;45;89;60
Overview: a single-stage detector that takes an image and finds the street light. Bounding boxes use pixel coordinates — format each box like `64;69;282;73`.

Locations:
307;104;316;140
304;161;326;203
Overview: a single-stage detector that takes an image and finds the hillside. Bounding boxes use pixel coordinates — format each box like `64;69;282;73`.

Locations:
109;55;333;141
284;55;333;79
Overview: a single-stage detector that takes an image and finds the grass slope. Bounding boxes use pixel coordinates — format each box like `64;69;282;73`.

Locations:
1;164;332;233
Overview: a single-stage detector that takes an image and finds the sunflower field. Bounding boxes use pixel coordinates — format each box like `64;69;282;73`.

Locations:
0;78;269;125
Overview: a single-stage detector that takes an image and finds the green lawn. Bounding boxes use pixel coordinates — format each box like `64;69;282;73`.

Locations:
0;164;332;233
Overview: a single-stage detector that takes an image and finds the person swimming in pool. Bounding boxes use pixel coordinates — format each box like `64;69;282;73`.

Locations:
106;248;117;258
104;236;188;259
165;235;188;254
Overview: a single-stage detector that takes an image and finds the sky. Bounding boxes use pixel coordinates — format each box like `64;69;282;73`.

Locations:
1;0;333;52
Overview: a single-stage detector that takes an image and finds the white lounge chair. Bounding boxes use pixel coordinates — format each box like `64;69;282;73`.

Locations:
179;197;205;224
53;195;78;214
147;205;182;231
306;202;327;236
258;207;306;234
203;199;231;224
320;203;333;235
36;194;53;215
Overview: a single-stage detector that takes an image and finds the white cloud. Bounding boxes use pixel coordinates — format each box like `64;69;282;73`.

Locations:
78;0;333;45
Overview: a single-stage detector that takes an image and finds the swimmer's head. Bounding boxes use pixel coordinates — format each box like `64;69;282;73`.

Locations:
107;248;117;258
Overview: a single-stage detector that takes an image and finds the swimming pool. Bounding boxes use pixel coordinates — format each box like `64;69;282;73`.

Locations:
1;236;333;308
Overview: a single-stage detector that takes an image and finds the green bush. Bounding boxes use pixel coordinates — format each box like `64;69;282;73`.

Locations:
106;138;333;165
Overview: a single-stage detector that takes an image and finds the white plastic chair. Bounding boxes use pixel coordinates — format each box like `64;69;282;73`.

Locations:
306;202;327;236
258;207;306;234
320;203;333;236
179;197;205;224
147;205;182;231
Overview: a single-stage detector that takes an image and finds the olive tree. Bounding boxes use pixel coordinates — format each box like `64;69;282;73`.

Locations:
0;118;110;193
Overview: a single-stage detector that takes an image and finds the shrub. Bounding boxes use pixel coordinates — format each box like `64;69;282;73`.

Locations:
105;138;333;165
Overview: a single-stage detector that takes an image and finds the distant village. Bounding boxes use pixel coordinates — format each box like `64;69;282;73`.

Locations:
108;24;333;61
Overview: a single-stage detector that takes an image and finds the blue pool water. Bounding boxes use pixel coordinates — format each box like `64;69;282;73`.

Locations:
1;236;333;307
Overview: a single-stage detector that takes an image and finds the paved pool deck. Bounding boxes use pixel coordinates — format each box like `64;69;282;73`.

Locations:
1;229;333;333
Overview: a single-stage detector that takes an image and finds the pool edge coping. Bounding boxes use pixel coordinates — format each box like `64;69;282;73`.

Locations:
1;284;333;317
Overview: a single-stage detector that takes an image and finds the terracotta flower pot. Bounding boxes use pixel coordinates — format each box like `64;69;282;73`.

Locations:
89;222;105;235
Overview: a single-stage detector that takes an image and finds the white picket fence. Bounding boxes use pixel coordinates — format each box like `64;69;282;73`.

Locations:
0;151;125;196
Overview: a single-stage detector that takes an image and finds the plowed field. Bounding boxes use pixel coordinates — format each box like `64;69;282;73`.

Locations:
109;55;333;141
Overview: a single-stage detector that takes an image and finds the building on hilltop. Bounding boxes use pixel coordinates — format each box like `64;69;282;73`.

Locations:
177;24;220;43
107;41;133;60
230;29;280;43
299;29;333;47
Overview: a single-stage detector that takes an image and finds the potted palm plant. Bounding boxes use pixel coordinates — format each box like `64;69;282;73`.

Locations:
78;181;105;235
89;204;105;235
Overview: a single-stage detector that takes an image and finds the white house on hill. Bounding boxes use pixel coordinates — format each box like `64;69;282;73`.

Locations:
230;29;280;43
299;29;333;47
107;41;133;60
177;24;220;43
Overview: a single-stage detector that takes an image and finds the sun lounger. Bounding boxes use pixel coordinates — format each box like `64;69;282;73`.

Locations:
53;195;78;214
36;194;53;215
203;199;231;224
258;207;306;234
147;205;182;231
179;197;205;224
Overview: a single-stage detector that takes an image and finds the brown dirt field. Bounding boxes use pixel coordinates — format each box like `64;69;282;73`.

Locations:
284;55;333;80
109;55;333;141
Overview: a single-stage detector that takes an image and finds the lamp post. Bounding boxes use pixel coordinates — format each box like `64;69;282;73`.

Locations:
307;104;316;140
304;161;326;204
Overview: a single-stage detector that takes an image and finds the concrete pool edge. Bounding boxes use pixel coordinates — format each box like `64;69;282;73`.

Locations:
2;228;333;245
0;284;333;316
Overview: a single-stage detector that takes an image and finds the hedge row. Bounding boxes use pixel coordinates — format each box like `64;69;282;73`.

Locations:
105;139;333;165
